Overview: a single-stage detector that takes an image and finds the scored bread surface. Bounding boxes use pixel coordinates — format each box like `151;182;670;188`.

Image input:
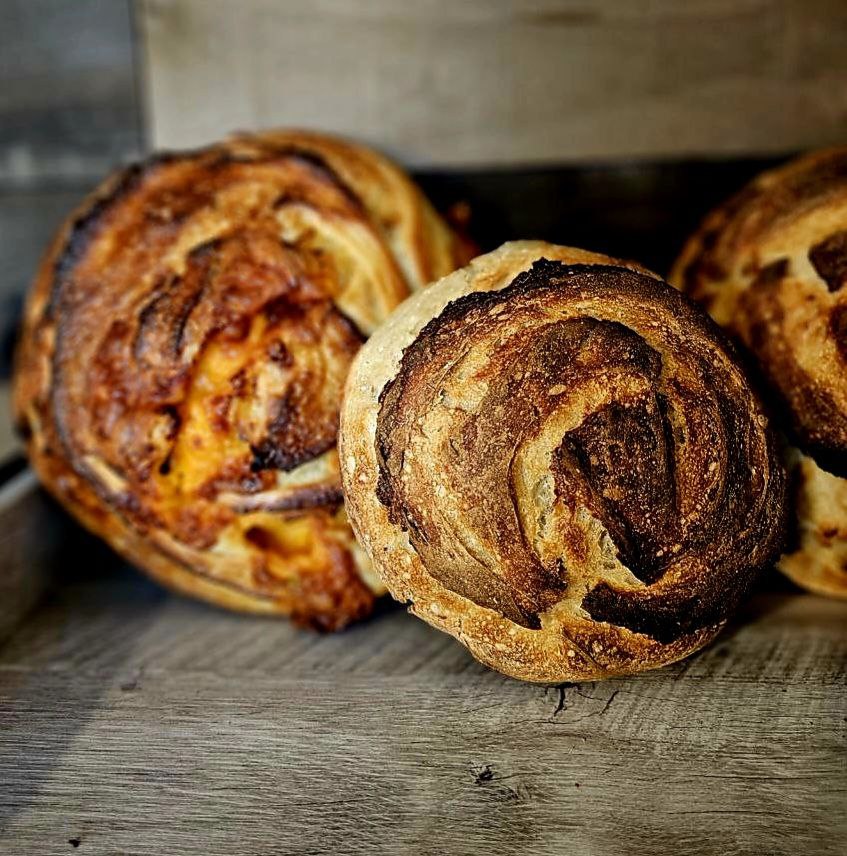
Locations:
13;130;472;630
670;147;847;599
340;242;787;681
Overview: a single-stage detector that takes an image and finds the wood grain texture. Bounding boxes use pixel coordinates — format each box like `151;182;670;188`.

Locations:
139;0;847;166
0;520;845;854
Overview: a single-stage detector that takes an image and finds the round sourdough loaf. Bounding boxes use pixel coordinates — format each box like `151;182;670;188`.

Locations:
13;130;472;629
340;242;787;681
671;148;847;598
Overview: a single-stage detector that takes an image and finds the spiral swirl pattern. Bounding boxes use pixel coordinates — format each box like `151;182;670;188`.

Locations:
671;148;847;598
671;147;847;472
14;131;471;629
341;242;787;681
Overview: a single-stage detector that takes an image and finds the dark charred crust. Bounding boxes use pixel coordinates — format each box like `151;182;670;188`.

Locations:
49;163;148;319
581;582;728;645
172;241;221;353
133;259;216;364
229;484;344;514
556;391;678;586
267;340;292;367
751;257;790;289
829;303;847;362
249;432;336;474
267;148;366;213
135;275;174;359
676;149;847;469
375;258;786;644
263;296;308;325
809;230;847;292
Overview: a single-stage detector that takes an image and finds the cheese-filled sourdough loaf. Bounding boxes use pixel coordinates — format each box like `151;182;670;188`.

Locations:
340;242;787;681
13;130;472;629
671;148;847;599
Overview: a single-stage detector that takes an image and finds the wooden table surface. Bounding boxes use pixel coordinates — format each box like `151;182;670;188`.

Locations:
0;491;845;855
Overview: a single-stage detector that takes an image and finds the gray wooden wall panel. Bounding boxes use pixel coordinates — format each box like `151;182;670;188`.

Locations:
0;0;142;185
0;1;141;374
140;0;847;167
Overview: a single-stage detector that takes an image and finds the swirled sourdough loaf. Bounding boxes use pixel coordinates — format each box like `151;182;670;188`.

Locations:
340;242;787;681
13;130;472;629
670;148;847;599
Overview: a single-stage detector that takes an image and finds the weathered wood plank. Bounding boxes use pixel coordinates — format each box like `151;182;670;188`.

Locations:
0;186;93;355
0;0;141;185
0;471;56;644
140;0;847;166
0;560;844;855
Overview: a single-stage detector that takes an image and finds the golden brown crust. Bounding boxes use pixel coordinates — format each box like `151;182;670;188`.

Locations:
13;130;472;630
340;242;787;681
670;148;847;598
669;147;847;473
778;451;847;599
